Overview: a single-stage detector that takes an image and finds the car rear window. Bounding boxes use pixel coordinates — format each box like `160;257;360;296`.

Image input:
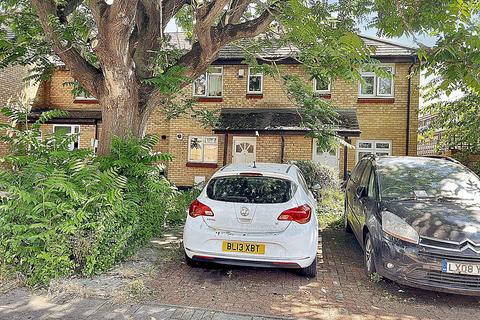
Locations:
206;175;296;203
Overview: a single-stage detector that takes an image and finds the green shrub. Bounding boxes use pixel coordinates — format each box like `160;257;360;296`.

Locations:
165;187;200;226
292;160;338;189
317;187;345;230
0;105;176;286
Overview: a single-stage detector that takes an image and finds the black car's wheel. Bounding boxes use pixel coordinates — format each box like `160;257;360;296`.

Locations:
364;233;376;277
344;200;353;234
299;257;317;278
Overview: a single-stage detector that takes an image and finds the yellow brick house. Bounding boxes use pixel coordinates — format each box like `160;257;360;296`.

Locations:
30;33;419;187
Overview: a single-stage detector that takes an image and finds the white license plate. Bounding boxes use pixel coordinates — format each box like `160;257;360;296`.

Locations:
442;259;480;276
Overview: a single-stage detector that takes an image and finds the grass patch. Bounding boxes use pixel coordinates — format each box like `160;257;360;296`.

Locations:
317;187;345;230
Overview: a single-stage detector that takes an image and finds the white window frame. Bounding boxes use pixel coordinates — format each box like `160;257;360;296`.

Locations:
313;78;331;94
192;66;224;97
355;140;392;162
53;124;80;151
74;89;96;101
187;135;218;164
247;67;263;94
358;64;395;98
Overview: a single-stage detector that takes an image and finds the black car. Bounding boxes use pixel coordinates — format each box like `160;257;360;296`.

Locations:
344;155;480;295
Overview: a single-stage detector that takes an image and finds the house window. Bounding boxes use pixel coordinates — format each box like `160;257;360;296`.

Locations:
193;66;223;97
359;65;394;97
313;78;330;94
247;67;263;93
188;136;218;163
53;124;80;151
356;140;392;162
75;91;96;100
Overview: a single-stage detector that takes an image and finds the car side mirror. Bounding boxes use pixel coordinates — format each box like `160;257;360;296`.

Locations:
356;186;367;199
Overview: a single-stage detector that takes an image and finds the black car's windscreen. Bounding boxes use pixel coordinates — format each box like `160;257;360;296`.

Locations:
377;159;480;200
206;175;296;203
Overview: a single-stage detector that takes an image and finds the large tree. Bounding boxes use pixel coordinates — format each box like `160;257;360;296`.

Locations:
1;0;479;154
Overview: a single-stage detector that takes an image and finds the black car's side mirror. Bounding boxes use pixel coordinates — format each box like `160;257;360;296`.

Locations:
356;186;367;199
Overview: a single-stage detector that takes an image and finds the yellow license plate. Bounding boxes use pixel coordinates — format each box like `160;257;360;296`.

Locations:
222;241;265;254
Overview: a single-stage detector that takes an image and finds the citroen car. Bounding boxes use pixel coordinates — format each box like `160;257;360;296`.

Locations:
183;163;318;277
345;155;480;295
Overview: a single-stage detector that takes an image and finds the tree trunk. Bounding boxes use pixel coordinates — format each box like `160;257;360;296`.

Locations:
97;68;143;155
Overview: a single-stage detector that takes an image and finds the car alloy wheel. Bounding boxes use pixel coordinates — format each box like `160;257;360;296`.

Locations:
364;233;376;276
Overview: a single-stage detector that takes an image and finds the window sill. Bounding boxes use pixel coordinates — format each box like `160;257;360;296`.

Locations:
357;97;395;104
186;162;218;168
246;93;263;99
195;97;223;102
74;99;98;104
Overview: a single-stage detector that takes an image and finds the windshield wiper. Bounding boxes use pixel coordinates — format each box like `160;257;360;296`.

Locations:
385;196;417;201
435;196;472;201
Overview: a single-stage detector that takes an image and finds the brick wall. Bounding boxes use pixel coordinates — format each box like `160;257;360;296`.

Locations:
0;65;31;157
35;60;420;186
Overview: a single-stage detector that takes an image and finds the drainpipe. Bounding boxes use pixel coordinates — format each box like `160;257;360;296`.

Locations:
280;132;285;163
94;119;99;153
223;133;228;166
343;136;349;180
406;56;418;156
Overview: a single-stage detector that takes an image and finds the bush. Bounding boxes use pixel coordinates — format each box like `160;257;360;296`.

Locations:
292;160;338;189
0;105;177;286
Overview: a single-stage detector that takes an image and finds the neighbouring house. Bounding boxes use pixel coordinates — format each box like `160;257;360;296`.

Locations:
418;113;475;156
0;30;40;157
30;33;419;187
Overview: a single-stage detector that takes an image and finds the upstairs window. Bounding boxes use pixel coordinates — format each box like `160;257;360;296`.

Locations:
188;136;218;163
359;65;394;97
193;66;223;97
75;91;96;100
71;81;97;101
53;124;80;151
313;78;330;94
247;67;263;94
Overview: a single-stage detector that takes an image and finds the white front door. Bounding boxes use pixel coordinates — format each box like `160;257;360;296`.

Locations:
233;137;256;165
312;140;339;170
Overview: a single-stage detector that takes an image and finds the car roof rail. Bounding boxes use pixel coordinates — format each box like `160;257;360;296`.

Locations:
423;155;461;164
361;153;376;160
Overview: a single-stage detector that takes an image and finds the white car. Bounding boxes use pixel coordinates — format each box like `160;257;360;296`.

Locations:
183;163;318;277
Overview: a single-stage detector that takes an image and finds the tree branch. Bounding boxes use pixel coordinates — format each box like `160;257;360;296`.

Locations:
223;0;250;25
57;0;84;23
219;4;280;43
32;0;104;97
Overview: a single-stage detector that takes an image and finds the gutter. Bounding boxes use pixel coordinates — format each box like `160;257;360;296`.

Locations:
405;55;418;155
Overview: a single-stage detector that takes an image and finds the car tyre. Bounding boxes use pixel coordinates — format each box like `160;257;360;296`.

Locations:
364;233;376;277
299;257;317;278
185;253;198;267
344;200;353;234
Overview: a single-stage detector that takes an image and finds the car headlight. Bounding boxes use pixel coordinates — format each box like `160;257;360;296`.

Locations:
382;211;419;244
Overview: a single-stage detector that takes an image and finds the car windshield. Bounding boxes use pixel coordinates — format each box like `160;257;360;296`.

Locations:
206;175;296;203
377;159;480;201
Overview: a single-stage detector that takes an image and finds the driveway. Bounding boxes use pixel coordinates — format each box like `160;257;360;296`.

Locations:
150;228;480;320
2;227;480;320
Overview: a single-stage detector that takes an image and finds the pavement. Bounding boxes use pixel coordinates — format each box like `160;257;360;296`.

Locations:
0;288;291;320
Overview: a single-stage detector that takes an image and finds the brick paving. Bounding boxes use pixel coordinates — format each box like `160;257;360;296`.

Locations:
151;229;480;320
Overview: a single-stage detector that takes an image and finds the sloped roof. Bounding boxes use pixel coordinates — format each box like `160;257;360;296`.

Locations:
214;108;360;137
168;32;416;60
28;109;102;124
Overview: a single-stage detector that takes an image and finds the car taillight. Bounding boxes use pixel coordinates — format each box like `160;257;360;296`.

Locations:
189;199;214;218
277;204;312;224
